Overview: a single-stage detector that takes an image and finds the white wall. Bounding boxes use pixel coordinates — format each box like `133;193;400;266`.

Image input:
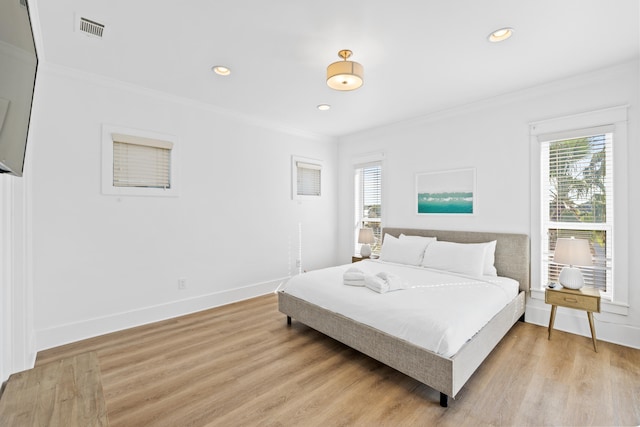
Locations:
337;61;639;349
0;42;37;381
29;65;339;350
0;171;35;381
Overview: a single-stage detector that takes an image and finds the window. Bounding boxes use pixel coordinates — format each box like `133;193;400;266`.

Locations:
113;134;172;189
531;106;628;309
540;129;613;294
292;156;322;200
102;125;179;196
354;161;382;255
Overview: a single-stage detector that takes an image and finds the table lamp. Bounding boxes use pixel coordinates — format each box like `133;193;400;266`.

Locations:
553;237;592;289
358;228;375;258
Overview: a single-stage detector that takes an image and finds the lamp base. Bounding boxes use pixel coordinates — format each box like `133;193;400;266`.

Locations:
559;266;584;289
360;244;371;258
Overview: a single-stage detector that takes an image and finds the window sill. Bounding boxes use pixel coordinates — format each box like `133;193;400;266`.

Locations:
530;288;629;316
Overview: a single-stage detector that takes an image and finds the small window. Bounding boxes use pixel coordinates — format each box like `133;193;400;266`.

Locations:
292;156;322;200
102;125;179;196
354;161;382;255
112;134;172;189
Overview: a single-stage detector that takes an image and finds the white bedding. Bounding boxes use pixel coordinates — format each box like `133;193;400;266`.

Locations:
281;259;519;357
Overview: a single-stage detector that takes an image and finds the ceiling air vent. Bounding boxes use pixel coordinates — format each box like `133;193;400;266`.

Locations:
77;17;105;38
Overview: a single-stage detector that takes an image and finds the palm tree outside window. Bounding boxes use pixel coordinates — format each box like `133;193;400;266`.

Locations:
542;131;613;294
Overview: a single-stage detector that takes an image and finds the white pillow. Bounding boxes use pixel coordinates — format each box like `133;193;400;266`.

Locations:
421;241;487;277
480;240;498;276
399;234;437;245
379;234;431;266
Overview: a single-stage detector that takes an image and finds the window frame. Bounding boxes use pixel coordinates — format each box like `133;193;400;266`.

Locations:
291;155;322;201
539;128;613;297
530;106;629;314
101;124;179;197
353;152;384;256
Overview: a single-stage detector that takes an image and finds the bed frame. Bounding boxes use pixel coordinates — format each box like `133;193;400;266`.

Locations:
278;228;530;407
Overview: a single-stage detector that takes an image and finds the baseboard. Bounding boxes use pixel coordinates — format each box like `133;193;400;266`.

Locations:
525;301;640;350
36;277;288;351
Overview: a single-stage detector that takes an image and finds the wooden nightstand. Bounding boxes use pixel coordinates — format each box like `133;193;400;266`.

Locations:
545;286;601;352
351;255;378;263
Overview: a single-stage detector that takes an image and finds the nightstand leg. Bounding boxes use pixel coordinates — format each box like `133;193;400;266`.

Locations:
587;312;598;352
548;305;557;340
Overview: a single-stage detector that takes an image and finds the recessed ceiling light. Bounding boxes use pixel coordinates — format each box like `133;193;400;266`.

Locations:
212;66;231;76
488;27;514;43
317;104;331;111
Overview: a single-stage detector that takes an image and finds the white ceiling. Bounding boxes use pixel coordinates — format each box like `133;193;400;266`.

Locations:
32;0;639;138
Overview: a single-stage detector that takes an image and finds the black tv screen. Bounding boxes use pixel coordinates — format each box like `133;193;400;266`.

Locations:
0;0;38;177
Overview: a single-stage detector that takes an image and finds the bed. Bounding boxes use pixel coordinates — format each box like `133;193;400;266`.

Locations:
278;228;529;407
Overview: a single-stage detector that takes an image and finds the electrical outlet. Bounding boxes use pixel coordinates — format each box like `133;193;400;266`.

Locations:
178;278;187;290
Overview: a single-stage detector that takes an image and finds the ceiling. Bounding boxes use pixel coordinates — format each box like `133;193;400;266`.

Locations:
32;0;639;138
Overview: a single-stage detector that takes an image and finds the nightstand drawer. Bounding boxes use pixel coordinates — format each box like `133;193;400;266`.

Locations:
545;290;599;312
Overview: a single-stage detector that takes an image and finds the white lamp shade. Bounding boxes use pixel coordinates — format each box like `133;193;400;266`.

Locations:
553;238;593;266
358;228;375;244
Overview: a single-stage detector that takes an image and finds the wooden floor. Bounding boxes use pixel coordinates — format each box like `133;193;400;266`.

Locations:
36;294;640;426
1;352;108;426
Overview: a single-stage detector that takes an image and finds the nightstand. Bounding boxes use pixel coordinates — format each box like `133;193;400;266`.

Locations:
351;255;378;263
545;286;601;352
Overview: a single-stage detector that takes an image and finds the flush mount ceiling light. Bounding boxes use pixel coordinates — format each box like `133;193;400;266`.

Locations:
212;65;231;76
488;27;514;42
326;50;364;91
317;104;331;111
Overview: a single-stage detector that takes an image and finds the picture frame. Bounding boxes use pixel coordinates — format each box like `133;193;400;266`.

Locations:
416;168;476;215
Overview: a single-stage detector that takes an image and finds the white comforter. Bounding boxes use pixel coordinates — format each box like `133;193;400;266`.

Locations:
281;259;519;357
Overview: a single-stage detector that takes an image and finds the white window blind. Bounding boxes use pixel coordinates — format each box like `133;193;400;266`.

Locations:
296;161;321;197
112;133;173;189
354;162;382;254
540;127;613;293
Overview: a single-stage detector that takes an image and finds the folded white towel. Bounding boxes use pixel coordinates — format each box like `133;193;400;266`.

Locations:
343;272;364;281
364;274;388;293
376;272;406;291
364;272;407;293
343;267;365;286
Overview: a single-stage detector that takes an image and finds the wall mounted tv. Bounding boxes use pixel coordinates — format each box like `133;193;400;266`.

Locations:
0;0;38;177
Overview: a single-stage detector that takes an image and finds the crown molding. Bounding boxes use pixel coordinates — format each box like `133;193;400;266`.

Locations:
341;59;639;141
38;61;336;144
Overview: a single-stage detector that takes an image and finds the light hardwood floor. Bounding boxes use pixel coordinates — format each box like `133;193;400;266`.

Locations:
36;294;640;426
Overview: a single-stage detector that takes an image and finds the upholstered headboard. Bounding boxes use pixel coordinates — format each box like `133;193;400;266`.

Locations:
382;228;530;292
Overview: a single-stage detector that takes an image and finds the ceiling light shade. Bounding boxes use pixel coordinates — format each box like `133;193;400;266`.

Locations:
488;27;514;42
326;50;363;91
212;66;231;76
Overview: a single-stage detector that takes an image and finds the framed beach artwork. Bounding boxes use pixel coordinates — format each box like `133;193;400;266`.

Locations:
416;168;476;215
